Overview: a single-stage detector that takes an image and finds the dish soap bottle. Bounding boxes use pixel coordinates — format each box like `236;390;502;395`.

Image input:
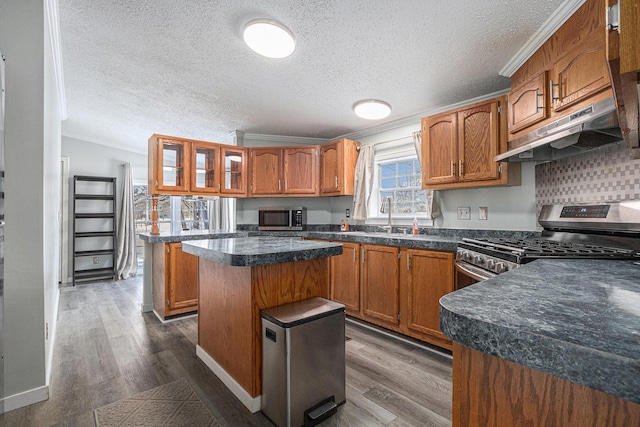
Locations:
412;217;419;236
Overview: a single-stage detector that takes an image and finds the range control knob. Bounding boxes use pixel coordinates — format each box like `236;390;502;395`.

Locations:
463;251;473;262
456;249;465;260
487;259;496;270
495;262;507;273
473;255;485;265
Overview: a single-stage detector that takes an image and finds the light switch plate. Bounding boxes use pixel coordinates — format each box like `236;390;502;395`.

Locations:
457;207;471;220
479;207;488;220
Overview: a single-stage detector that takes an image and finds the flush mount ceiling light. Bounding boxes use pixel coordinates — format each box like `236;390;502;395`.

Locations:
243;19;296;59
353;100;392;120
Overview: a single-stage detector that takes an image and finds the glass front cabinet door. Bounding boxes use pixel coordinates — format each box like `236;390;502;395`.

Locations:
155;138;189;193
191;142;220;194
220;146;247;196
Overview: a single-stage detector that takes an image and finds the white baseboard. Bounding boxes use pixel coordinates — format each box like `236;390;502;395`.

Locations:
0;385;49;414
152;310;197;324
195;345;262;413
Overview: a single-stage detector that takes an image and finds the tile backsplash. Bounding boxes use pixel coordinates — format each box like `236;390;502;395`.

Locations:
535;142;640;219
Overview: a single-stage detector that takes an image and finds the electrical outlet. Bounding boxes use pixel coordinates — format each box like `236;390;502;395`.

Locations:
457;207;471;220
346;208;350;218
93;256;99;264
479;207;488;220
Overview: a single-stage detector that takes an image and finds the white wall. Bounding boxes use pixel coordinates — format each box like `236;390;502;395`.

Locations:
0;0;59;409
61;136;147;280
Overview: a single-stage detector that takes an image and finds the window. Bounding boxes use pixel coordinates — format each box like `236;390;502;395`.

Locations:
371;154;428;219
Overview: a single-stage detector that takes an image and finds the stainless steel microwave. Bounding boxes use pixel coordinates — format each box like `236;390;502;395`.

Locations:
258;207;306;231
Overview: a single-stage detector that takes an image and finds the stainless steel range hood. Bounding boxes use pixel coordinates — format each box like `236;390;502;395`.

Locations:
495;97;623;162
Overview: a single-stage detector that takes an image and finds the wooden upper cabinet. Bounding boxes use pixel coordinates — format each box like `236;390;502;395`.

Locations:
361;244;399;327
149;134;247;197
422;97;515;190
151;137;190;193
283;146;319;195
508;71;548;134
220;146;247;196
320;138;360;196
249;147;283;195
551;31;611;113
458;101;500;182
191;141;220;194
422;112;458;186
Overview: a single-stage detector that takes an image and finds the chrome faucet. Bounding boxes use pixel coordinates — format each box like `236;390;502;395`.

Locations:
380;196;393;233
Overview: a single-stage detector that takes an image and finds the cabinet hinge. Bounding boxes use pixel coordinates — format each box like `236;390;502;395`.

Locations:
166;299;170;306
498;164;503;174
398;253;401;260
397;313;401;321
607;3;620;32
498;106;502;114
166;246;170;254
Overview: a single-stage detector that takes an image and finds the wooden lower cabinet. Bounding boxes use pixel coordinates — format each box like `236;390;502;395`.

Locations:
452;343;640;426
330;241;361;315
361;245;400;328
402;249;455;348
152;242;199;319
325;240;456;350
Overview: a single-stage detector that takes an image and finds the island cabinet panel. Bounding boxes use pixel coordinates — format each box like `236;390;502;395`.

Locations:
361;245;399;327
404;250;454;342
452;343;640;427
152;242;199;319
198;257;329;398
329;241;361;315
283;146;318;195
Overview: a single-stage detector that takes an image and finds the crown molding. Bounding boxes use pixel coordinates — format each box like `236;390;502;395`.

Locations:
45;0;67;120
338;88;510;141
236;131;330;146
499;0;586;77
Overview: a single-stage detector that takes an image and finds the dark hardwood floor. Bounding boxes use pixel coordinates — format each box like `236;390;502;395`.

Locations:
0;275;452;426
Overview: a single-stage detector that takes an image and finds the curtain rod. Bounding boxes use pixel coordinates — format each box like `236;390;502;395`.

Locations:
356;131;420;151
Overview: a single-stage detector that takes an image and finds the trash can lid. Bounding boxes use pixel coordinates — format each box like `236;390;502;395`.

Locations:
261;297;345;328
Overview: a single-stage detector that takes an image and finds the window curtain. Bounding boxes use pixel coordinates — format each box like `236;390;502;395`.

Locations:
413;131;441;219
352;144;375;220
116;163;137;279
208;197;235;230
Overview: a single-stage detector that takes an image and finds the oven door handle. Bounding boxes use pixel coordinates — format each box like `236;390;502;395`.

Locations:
455;260;497;282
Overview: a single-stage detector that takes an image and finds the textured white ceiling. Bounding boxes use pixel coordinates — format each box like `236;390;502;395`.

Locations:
58;0;567;153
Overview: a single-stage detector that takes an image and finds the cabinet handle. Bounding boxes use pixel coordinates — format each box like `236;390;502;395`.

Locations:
451;161;455;176
361;249;365;264
335;176;339;189
278;180;281;190
549;79;559;104
535;89;544;111
459;160;463;176
407;254;411;271
353;247;357;263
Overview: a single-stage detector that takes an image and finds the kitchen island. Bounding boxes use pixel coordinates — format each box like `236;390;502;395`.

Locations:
440;259;640;426
181;236;342;412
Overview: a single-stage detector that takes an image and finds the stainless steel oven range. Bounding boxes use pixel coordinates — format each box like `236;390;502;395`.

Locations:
456;201;640;286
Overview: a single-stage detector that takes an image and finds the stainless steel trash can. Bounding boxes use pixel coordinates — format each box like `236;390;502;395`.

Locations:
261;297;346;427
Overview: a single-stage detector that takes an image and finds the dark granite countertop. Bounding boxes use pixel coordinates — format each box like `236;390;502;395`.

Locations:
138;229;467;252
181;236;343;267
138;229;248;243
440;259;640;404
